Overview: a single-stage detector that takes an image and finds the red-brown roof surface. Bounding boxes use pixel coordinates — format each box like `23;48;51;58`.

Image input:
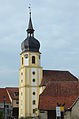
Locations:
0;88;10;103
41;70;78;86
6;87;19;100
39;95;78;110
39;81;79;110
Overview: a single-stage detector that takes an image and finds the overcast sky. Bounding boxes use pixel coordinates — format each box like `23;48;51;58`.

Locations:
0;0;79;87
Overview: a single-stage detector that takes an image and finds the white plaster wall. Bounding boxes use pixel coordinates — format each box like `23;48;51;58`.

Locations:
39;111;48;119
21;69;23;79
39;55;41;66
39;69;41;85
21;69;23;87
27;68;29;85
21;88;23;100
64;111;71;119
24;58;29;66
31;68;37;86
71;99;79;119
24;57;29;66
31;87;37;115
63;99;79;119
27;87;29;116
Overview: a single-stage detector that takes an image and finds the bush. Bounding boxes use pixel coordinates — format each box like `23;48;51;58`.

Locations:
0;111;3;119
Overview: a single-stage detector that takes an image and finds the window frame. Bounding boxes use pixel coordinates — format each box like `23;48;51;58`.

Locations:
33;100;36;105
32;56;35;64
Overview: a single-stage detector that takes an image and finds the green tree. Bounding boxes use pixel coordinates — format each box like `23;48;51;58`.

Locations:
0;111;3;119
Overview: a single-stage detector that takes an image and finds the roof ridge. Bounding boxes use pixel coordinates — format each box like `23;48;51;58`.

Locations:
43;69;68;72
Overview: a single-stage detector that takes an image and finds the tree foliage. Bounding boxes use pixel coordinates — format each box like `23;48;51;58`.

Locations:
0;111;3;119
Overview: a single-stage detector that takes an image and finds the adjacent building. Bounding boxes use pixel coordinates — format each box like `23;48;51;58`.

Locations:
6;87;19;118
0;88;11;119
39;81;79;119
0;87;19;119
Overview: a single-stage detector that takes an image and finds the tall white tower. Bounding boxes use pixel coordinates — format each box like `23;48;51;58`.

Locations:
19;9;43;118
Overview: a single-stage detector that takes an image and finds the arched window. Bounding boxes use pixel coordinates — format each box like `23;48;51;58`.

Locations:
32;56;35;64
22;57;23;65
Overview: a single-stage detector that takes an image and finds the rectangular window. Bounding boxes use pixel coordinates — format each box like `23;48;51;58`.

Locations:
32;56;35;64
14;92;19;96
16;100;19;104
7;109;10;114
21;109;23;114
21;92;23;96
21;79;23;83
5;105;9;108
33;100;36;105
21;72;23;75
33;109;35;113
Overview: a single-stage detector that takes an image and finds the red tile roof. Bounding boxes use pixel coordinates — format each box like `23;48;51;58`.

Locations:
39;81;79;110
39;95;78;110
41;70;78;86
0;88;10;103
6;87;19;100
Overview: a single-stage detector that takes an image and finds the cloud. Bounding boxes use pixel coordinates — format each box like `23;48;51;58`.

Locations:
0;66;18;87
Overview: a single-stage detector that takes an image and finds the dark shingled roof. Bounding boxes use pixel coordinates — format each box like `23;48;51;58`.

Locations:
21;36;40;52
21;12;40;53
39;81;79;110
41;70;78;86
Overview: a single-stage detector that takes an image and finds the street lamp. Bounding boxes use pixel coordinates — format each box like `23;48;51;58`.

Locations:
3;96;6;119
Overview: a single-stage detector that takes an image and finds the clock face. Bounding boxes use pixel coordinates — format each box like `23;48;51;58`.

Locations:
24;54;28;58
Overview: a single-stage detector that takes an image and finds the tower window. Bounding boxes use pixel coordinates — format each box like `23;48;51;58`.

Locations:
32;71;35;75
33;109;35;113
21;92;23;96
33;92;35;95
32;56;35;64
16;100;19;104
21;79;23;83
22;57;23;65
33;100;36;105
21;72;23;75
33;79;35;82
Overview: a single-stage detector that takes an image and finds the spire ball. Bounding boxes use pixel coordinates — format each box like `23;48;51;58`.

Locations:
28;3;31;16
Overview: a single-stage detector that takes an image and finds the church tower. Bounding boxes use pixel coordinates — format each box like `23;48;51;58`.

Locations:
19;8;43;118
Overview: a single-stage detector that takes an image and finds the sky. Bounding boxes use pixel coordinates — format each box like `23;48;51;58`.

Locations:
0;0;79;87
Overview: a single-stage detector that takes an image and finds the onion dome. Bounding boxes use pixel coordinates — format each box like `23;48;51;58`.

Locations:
21;10;40;52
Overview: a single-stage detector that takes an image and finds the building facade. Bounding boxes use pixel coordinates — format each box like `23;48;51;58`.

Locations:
19;11;43;118
39;81;79;119
0;88;11;119
6;87;19;118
